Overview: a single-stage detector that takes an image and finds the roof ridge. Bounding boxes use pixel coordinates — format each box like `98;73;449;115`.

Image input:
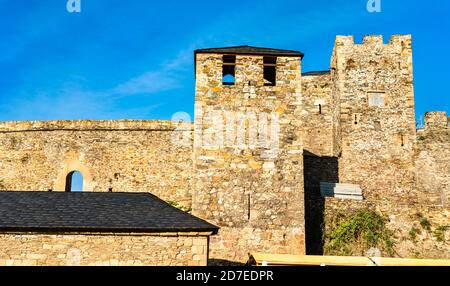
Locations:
195;45;304;58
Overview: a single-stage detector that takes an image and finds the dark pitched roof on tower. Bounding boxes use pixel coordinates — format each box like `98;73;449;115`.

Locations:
0;191;219;234
195;45;304;58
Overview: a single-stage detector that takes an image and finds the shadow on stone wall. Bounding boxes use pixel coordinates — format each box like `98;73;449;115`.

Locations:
303;150;339;255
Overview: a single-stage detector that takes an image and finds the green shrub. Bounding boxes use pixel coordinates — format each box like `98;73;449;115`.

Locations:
323;209;395;257
412;251;423;259
420;218;432;231
167;200;192;213
409;227;421;240
434;226;448;242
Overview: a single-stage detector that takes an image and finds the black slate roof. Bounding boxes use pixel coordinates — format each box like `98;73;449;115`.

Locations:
0;192;219;234
195;45;304;58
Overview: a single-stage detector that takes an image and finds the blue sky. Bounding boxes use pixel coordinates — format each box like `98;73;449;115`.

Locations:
0;0;449;122
71;171;83;192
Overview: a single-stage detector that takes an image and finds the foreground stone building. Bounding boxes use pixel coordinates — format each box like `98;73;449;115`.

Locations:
0;192;218;266
0;34;448;265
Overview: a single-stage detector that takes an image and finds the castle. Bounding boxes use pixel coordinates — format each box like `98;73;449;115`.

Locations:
0;35;448;265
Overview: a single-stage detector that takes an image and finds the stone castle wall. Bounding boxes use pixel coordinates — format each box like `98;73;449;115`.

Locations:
0;232;209;266
301;73;335;156
0;120;193;206
407;112;450;258
192;53;305;264
416;112;450;208
318;36;450;258
331;35;417;205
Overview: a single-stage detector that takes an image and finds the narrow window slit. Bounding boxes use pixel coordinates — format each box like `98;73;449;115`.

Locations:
247;194;251;221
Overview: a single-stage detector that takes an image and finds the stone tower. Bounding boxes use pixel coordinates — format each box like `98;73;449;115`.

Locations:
192;46;305;263
330;35;417;211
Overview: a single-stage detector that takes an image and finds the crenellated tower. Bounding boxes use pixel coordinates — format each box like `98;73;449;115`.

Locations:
330;35;417;204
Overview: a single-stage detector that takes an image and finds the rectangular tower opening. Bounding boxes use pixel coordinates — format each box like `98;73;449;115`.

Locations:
263;56;277;86
222;55;236;86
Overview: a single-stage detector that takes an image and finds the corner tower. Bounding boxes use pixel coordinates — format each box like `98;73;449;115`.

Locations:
330;35;417;210
192;46;305;263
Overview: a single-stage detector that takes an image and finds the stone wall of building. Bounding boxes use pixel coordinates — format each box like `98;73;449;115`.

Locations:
416;112;450;208
0;120;193;206
0;232;209;266
301;73;335;157
192;53;305;264
325;35;417;234
411;112;450;259
331;35;417;205
318;36;449;258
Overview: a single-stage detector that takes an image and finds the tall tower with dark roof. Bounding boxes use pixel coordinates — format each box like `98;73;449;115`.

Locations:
192;45;305;263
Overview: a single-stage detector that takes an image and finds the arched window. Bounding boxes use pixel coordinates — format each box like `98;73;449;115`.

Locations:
65;171;84;192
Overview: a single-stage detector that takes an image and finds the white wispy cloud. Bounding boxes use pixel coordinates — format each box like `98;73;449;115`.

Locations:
0;86;163;121
113;70;182;95
112;47;193;96
0;46;196;121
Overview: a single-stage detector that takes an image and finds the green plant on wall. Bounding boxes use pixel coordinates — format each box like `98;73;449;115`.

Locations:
167;200;192;213
434;226;448;242
323;209;395;257
420;218;432;231
409;227;421;241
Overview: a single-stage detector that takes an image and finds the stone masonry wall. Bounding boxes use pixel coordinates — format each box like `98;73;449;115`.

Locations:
412;112;450;258
324;35;421;257
331;35;417;205
301;72;339;254
0;120;193;206
301;73;335;157
321;36;449;258
193;53;305;264
0;232;209;266
416;112;450;208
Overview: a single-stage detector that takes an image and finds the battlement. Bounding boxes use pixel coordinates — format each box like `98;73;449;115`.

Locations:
0;120;193;133
424;112;449;130
335;34;412;47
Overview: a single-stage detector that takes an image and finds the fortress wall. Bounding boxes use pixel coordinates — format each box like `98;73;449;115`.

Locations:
301;73;335;157
301;72;339;254
411;113;450;258
319;36;449;258
416;112;450;210
333;35;417;205
322;35;433;257
193;53;305;264
0;120;194;206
